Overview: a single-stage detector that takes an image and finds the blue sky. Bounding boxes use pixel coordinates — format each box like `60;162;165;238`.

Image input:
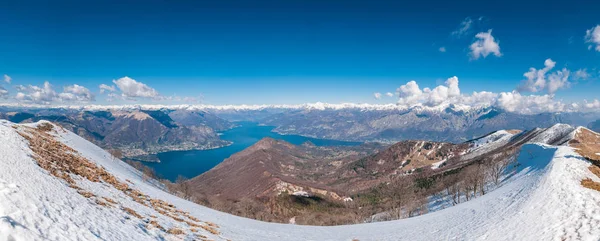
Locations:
0;0;598;107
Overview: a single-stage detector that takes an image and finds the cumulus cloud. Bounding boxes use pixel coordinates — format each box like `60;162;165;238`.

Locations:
3;74;11;84
469;29;502;60
391;76;592;114
573;69;590;80
112;76;159;99
518;59;571;94
396;77;464;107
386;92;394;97
584;99;600;109
438;47;447;52
58;84;95;102
373;92;382;100
0;86;8;99
452;18;473;37
585;25;600;51
496;91;565;114
396;80;423;106
99;84;116;94
15;81;58;104
14;81;95;104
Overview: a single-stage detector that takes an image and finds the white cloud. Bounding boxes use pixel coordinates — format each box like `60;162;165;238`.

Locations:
58;84;95;102
518;59;571;94
0;86;8;99
573;69;590;80
496;91;566;114
373;92;382;100
105;93;120;102
13;81;95;104
396;77;463;107
14;81;58;104
585;25;600;51
546;69;570;94
396;80;423;106
584;99;600;109
99;84;116;94
452;18;473;37
112;76;159;99
469;29;502;60
3;74;11;84
385;92;394;97
391;77;589;114
439;47;447;52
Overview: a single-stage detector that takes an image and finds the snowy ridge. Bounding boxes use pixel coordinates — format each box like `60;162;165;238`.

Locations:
471;130;514;149
1;120;600;240
462;130;516;160
527;123;576;145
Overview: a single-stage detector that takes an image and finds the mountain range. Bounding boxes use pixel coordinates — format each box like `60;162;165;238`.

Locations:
1;119;598;240
0;107;234;161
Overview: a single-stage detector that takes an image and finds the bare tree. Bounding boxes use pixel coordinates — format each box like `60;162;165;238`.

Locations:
384;177;414;219
108;149;123;161
176;175;193;200
486;153;514;186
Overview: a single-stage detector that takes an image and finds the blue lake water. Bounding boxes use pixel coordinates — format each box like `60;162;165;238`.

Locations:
143;122;361;181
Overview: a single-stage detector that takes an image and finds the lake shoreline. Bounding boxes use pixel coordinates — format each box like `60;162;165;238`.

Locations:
143;122;362;182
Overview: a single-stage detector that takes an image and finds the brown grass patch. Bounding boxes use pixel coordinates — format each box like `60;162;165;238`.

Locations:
123;207;143;219
184;220;201;228
96;199;111;207
581;178;600;191
201;225;220;235
78;190;95;198
588;165;600;178
166;228;184;235
205;222;219;229
569;128;600;164
184;214;200;222
103;197;118;205
36;122;54;132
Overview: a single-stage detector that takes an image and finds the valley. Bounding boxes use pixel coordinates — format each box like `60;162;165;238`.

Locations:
144;121;362;181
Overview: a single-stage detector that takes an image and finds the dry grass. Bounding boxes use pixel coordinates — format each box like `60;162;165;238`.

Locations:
581;178;600;191
96;199;111;207
201;224;220;235
36;122;54;132
166;228;185;235
16;124;220;236
103;197;118;205
123;207;144;219
184;220;202;228
569;128;600;163
147;220;165;231
78;191;95;198
589;165;600;178
205;222;219;229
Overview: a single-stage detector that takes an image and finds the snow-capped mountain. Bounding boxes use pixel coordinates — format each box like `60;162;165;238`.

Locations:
1;120;599;240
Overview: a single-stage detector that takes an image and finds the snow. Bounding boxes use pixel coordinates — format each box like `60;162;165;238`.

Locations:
472;130;512;148
463;130;515;160
1;120;600;241
291;191;310;197
528;123;576;145
430;159;446;169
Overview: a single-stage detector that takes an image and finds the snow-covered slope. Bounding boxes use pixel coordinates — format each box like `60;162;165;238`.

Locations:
1;120;600;241
527;123;576;145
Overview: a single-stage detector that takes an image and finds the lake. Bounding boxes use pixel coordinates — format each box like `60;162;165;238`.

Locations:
143;122;361;181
